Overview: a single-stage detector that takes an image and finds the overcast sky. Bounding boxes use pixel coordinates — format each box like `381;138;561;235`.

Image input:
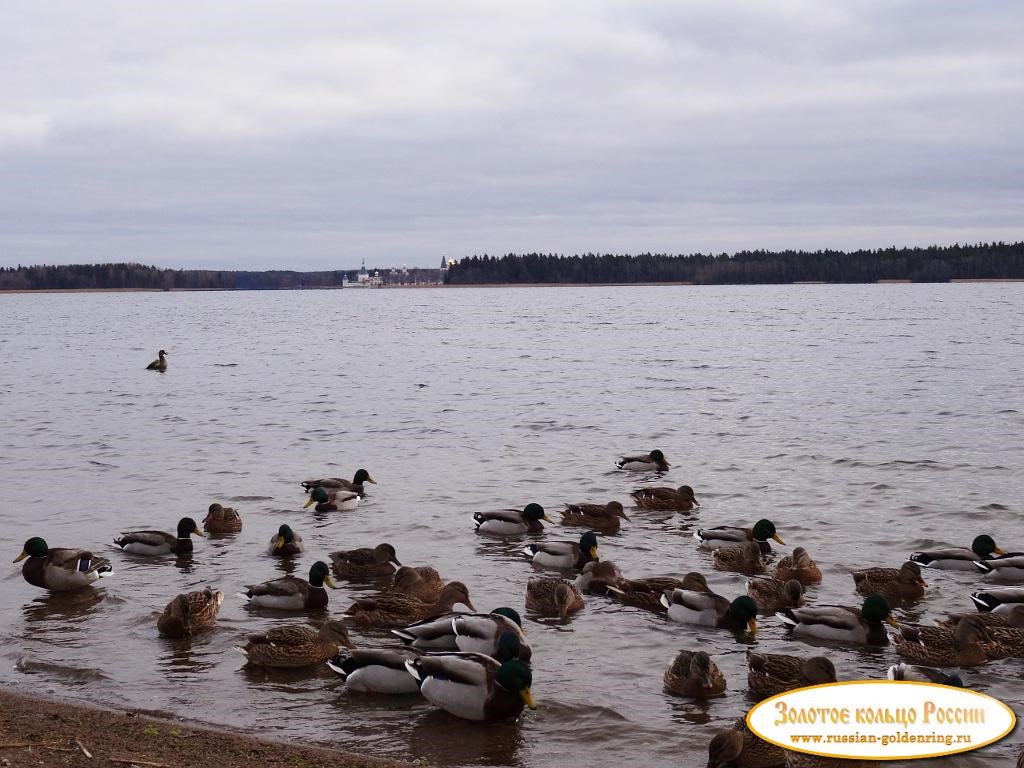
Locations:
1;1;1021;270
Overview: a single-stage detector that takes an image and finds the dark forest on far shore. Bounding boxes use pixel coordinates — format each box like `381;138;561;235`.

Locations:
445;242;1024;285
1;241;1022;290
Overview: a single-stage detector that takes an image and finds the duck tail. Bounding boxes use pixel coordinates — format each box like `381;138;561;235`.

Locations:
521;544;538;559
391;628;416;644
776;609;798;629
973;560;994;574
970;591;997;611
886;663;903;680
404;658;424;682
908;552;932;567
326;650;354;680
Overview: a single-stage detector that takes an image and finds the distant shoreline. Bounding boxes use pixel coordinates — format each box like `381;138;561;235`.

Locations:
2;278;1023;295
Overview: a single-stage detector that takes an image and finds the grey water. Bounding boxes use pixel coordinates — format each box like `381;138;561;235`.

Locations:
0;283;1021;767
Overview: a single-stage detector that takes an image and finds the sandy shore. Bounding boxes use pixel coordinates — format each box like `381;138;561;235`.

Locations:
0;687;416;768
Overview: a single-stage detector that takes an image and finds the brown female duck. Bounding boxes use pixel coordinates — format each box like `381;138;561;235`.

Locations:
328;543;401;580
202;503;242;534
852;561;925;600
525;577;585;621
630;485;699;511
746;577;804;614
560;501;629;533
663;650;726;697
389;566;445;602
157;588;224;638
772;546;822;585
238;620;354;668
345;581;475;627
747;652;836;700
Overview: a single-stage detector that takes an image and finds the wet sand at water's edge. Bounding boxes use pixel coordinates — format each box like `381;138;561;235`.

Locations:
0;687;415;768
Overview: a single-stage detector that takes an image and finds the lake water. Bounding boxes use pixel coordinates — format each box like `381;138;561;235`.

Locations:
0;284;1021;767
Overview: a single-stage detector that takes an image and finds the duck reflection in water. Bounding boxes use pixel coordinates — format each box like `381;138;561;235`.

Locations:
273;557;300;576
158;634;218;676
175;553;196;575
22;589;106;625
408;708;525;767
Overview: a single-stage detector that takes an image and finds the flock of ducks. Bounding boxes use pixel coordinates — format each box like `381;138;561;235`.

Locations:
11;442;1024;766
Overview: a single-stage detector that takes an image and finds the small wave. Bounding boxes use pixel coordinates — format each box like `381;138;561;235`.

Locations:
979;503;1010;511
14;658;110;684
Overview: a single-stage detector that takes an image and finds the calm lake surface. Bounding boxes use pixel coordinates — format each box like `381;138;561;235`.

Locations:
0;284;1021;767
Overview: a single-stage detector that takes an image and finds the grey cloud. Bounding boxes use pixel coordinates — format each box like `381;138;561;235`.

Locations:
1;1;1021;269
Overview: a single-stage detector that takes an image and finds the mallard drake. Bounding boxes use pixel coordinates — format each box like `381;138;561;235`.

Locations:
707;718;786;768
389;566;445;602
695;519;784;553
630;484;699;511
893;615;992;667
326;647;422;694
747;652;836;700
574;560;624;594
747;578;804;614
406;653;535;721
202;503;242;534
772;547;822;585
267;524;303;557
975;552;1024;582
525;577;585;621
304;486;360;512
114;517;204;556
886;662;964;686
662;590;758;634
474;504;552;536
328;543;401;580
605;572;709;613
909;535;1005;570
663;650;726;697
970;586;1024;613
560;501;629;533
615;449;669;472
851;561;925;600
146;349;167;371
713;540;766;575
238;620;354;667
345;581;475;627
157;587;224;638
523;531;599;570
777;595;897;646
243;561;336;611
301;468;376;495
391;607;531;661
14;537;113;591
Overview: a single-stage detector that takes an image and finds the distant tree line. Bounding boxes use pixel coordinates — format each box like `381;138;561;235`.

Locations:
0;263;441;291
445;242;1024;285
3;242;1023;290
